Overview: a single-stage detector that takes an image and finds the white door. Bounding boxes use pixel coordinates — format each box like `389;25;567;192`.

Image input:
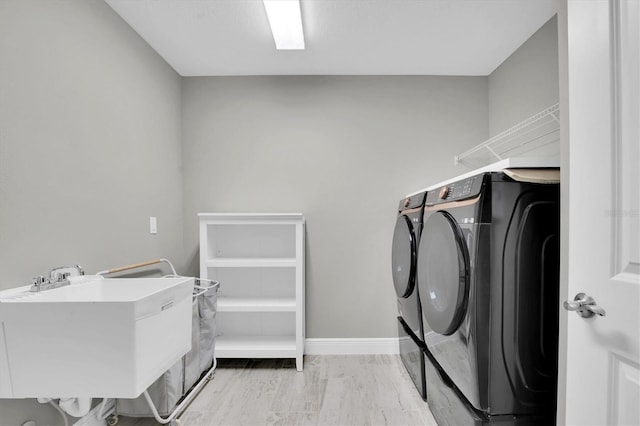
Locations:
564;0;640;425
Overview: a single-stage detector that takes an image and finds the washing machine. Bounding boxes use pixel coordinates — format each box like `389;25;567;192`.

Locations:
392;191;427;400
417;170;560;425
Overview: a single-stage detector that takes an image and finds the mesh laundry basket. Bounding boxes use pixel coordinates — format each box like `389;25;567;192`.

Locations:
116;279;219;417
115;359;184;417
197;278;218;375
183;278;218;393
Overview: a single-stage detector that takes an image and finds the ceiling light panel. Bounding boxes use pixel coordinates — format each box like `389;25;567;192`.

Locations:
263;0;305;50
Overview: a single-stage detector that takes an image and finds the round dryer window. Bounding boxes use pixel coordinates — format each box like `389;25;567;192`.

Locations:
391;214;417;298
418;211;470;335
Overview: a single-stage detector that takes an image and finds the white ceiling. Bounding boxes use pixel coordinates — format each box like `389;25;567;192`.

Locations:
104;0;557;77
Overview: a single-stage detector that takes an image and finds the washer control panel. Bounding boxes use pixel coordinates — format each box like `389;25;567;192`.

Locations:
398;191;427;211
426;174;485;205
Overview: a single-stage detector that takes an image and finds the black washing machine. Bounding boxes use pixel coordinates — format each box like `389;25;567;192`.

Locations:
417;171;560;425
392;191;427;400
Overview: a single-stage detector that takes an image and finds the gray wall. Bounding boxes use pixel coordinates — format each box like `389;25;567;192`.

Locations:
181;76;488;338
488;16;559;136
0;0;182;423
0;0;184;285
180;12;560;339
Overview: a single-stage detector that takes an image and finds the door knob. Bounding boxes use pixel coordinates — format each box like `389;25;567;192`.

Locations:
564;293;606;318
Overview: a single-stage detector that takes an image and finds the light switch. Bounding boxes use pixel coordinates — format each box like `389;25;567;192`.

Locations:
150;216;157;234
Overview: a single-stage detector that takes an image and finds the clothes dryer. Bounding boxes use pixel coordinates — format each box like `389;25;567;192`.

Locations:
392;191;427;399
417;171;560;425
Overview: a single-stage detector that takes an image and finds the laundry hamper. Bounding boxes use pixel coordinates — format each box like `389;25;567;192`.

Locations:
184;278;218;393
115;278;219;418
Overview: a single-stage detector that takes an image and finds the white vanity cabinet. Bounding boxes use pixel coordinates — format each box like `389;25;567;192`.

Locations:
198;213;305;371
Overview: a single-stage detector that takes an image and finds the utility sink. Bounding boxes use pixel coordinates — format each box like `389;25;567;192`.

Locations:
0;276;194;398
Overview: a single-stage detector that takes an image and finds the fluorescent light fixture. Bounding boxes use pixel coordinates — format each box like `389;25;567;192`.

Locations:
263;0;305;50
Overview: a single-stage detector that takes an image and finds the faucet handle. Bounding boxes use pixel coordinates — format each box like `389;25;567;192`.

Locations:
54;272;71;282
30;275;47;291
32;276;42;285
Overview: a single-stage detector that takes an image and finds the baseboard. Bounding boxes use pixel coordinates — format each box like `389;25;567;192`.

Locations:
305;338;400;355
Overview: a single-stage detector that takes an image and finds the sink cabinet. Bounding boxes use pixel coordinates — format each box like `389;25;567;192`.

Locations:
0;276;194;398
198;213;305;371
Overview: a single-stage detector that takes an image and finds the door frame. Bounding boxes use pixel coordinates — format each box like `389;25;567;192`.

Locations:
557;1;570;422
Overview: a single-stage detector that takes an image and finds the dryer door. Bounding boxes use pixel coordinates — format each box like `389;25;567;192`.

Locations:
418;211;470;335
392;214;417;298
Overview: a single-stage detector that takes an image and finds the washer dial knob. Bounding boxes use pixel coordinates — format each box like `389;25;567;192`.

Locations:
439;186;450;200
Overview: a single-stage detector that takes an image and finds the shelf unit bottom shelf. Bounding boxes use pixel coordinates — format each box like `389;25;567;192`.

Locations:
215;335;299;359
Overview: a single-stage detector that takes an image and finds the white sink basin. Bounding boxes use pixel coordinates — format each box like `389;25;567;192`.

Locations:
0;276;194;398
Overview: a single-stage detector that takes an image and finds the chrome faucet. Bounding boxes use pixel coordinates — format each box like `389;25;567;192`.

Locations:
30;264;84;292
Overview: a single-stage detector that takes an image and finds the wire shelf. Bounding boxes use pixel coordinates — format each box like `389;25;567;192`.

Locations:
454;103;560;168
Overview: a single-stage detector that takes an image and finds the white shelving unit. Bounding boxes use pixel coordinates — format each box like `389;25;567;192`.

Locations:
199;213;305;371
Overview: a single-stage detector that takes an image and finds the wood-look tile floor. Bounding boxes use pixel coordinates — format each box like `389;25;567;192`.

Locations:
118;355;437;426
